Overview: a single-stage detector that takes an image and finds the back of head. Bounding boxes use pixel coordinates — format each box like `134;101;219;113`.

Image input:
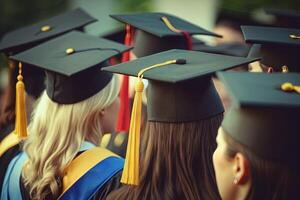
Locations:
223;130;300;200
22;75;120;200
108;115;223;200
217;72;300;200
104;49;258;199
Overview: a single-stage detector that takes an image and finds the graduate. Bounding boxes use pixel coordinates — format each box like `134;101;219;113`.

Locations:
0;8;96;195
1;31;131;200
102;49;258;200
104;13;222;157
241;25;300;73
213;72;300;200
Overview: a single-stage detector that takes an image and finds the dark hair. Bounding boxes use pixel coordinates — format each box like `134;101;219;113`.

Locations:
107;113;223;200
223;130;300;200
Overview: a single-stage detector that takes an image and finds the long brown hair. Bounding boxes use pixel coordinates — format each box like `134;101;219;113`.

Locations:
107;114;223;200
223;130;300;200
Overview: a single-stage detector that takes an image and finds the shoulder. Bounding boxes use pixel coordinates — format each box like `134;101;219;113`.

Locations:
59;147;124;200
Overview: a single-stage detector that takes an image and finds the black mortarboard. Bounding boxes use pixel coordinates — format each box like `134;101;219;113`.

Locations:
102;49;259;185
193;43;250;57
0;8;96;98
265;8;300;29
103;49;259;122
110;13;221;57
218;72;300;166
11;31;131;104
0;8;96;55
242;25;300;72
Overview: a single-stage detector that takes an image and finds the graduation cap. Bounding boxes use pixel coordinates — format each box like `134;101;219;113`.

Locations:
110;12;222;57
218;72;300;166
264;8;300;29
0;8;97;101
102;49;259;185
11;31;131;104
241;25;300;72
194;43;251;72
193;43;250;57
0;8;96;139
0;8;96;55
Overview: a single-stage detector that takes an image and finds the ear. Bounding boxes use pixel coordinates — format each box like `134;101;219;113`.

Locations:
100;108;106;116
233;152;250;185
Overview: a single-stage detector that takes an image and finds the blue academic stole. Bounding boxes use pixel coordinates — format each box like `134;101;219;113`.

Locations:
1;141;124;200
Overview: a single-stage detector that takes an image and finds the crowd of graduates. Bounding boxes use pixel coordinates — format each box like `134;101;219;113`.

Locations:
0;5;299;200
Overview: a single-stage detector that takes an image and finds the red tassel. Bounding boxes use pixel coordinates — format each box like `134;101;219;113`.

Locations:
181;31;193;50
116;24;134;132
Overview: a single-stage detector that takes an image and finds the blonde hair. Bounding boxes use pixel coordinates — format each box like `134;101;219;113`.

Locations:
22;75;120;200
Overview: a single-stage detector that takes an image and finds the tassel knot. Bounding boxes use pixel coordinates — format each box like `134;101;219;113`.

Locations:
135;79;144;92
17;75;23;81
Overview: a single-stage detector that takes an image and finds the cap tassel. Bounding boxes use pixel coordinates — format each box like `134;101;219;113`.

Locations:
15;62;28;139
121;78;143;185
116;24;134;132
121;59;186;185
161;16;193;50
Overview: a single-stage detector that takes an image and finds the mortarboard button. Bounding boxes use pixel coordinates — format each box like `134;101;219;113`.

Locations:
65;48;75;55
40;25;52;32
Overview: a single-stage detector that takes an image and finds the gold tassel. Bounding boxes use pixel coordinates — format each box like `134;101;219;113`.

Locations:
121;78;143;185
15;62;28;139
121;59;186;185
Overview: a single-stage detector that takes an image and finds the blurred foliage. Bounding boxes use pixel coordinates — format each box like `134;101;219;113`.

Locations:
0;0;69;69
220;0;300;15
115;0;154;13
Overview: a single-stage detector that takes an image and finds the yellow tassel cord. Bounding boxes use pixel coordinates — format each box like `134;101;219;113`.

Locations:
161;16;182;33
15;62;28;139
281;82;300;94
289;34;300;39
121;59;182;185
